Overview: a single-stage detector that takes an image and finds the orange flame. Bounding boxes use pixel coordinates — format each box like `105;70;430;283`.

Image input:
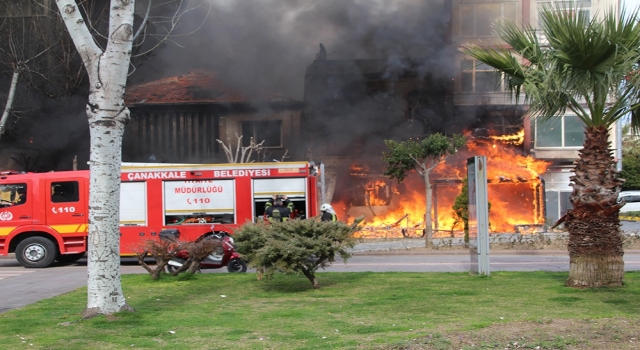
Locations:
336;130;550;238
488;129;525;145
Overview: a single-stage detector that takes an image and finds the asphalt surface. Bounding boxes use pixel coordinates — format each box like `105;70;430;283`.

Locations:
2;226;640;314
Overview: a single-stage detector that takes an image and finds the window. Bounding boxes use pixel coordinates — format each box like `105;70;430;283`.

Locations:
163;179;235;225
253;178;307;221
120;182;147;226
241;120;282;148
458;2;517;37
51;182;79;203
545;191;573;224
460;60;504;93
537;1;591;28
534;115;585;148
0;183;27;207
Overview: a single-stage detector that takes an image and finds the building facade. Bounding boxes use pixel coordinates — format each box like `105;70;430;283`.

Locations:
123;70;303;164
453;0;621;224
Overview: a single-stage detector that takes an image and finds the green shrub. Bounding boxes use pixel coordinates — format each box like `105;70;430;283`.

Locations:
234;218;362;288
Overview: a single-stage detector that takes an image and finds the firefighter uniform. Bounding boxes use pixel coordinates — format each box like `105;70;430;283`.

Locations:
321;211;337;222
266;200;291;222
265;195;295;212
320;203;338;222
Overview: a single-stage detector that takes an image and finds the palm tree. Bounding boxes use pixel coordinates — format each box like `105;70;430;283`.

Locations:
461;5;640;288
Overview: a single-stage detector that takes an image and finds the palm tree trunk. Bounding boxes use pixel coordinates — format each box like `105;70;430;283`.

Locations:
565;126;625;287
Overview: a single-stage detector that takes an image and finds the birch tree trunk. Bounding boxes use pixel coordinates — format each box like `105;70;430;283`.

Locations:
0;70;21;139
56;0;135;317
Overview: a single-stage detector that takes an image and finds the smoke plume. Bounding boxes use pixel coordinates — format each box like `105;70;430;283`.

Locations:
132;0;452;99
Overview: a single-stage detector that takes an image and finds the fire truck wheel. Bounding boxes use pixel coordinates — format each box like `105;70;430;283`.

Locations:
56;252;86;264
15;237;57;268
227;258;247;273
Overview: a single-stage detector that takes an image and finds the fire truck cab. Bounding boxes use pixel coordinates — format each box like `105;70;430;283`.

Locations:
0;162;318;268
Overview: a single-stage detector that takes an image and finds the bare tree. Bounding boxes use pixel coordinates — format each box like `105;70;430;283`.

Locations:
135;238;187;280
217;134;266;163
55;0;209;317
0;1;86;139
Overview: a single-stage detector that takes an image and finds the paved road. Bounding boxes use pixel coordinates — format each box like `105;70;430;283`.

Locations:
2;250;640;314
0;258;161;314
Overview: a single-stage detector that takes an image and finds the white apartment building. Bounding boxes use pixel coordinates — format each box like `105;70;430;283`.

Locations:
453;0;622;223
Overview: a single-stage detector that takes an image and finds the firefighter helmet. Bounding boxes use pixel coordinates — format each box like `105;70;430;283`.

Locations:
320;203;332;212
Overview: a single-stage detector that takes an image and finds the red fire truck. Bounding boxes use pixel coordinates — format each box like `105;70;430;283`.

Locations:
0;161;319;268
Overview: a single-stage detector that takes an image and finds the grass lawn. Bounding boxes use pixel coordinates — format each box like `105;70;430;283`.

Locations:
1;271;640;349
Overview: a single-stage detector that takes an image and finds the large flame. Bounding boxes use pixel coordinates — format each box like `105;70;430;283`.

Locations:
335;130;550;238
488;129;524;145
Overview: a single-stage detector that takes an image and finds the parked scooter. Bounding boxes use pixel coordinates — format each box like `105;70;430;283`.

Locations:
165;226;247;273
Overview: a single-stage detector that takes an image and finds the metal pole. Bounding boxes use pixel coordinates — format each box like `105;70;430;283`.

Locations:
320;162;325;205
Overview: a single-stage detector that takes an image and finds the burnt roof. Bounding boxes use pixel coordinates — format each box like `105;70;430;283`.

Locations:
125;69;298;106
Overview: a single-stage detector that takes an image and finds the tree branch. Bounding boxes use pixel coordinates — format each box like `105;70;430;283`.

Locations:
132;0;152;41
55;1;102;66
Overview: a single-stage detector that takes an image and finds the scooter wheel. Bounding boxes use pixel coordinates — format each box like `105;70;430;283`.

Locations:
227;258;247;273
166;264;179;274
166;258;187;274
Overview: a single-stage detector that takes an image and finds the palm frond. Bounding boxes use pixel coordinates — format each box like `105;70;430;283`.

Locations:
460;4;640;129
495;19;542;64
460;44;525;98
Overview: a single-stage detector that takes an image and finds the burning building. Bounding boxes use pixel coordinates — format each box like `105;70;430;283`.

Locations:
123;69;303;164
120;1;558;238
118;0;621;231
301;48;546;238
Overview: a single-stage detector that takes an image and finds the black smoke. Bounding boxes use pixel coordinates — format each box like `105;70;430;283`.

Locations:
131;0;453;100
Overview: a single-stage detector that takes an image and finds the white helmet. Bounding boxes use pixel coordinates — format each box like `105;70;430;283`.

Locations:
320;203;332;211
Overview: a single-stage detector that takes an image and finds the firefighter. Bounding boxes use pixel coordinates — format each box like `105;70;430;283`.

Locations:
320;203;338;222
265;199;291;222
265;194;295;212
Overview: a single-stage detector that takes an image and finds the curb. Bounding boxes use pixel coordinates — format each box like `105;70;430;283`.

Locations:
351;249;640;256
351;249;568;256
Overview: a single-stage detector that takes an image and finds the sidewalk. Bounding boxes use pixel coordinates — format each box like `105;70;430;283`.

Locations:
348;230;640;255
349;240;570;255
